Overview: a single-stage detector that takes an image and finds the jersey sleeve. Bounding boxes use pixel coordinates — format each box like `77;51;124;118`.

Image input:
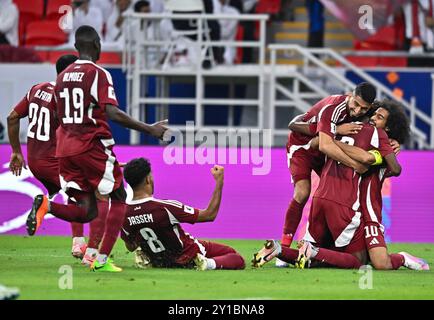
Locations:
161;200;200;224
316;104;344;138
96;67;119;109
13;90;31;117
377;129;394;158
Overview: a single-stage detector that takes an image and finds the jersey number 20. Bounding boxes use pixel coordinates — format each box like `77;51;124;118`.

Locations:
27;103;50;141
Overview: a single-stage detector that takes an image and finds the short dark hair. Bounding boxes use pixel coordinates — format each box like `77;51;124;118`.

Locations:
123;158;152;188
354;82;376;104
75;25;99;44
56;54;78;74
134;0;150;12
378;99;410;144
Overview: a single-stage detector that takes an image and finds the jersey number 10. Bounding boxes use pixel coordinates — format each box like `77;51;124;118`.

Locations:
59;88;84;124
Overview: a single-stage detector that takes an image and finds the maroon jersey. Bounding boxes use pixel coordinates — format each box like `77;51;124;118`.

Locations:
54;59;119;158
288;95;349;147
121;197;202;267
360;167;389;225
13;82;58;161
314;123;394;210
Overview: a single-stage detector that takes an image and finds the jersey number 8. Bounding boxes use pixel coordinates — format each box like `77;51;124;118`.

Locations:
139;227;166;253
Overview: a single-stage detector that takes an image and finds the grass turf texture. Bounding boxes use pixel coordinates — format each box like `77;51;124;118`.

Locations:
0;235;433;300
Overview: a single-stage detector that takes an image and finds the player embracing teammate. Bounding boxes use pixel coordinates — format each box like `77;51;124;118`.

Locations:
253;96;429;271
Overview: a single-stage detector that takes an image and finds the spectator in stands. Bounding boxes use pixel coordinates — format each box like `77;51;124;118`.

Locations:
0;0;19;46
229;0;243;13
219;0;240;64
105;0;133;44
68;0;104;43
241;0;257;63
91;0;115;23
306;0;324;48
204;0;224;64
422;0;434;51
135;0;151;15
402;0;427;53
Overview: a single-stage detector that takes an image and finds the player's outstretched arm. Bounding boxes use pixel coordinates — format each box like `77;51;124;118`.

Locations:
6;110;26;176
105;104;168;140
319;132;368;174
335;140;376;165
197;165;224;223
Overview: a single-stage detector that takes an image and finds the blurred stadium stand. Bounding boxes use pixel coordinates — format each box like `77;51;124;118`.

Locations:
0;0;433;149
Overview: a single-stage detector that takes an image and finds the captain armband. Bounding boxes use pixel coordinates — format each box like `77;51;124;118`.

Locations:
368;149;383;166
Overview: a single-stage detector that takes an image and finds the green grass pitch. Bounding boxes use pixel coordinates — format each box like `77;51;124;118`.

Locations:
0;235;433;300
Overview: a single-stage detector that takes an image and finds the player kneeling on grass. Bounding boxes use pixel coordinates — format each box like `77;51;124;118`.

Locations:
120;158;245;271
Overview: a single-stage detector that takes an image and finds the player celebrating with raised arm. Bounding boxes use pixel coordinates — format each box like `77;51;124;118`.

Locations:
121;158;245;270
25;25;168;272
7;55;89;259
277;82;376;267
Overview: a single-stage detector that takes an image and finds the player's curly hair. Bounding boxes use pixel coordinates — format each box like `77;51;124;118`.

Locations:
123;158;152;188
378;99;411;144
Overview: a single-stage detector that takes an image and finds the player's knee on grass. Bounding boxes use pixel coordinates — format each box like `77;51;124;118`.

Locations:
294;179;311;204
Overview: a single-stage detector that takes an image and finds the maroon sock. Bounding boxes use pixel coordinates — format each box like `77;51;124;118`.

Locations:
278;246;299;264
70;223;84;237
88;200;109;249
315;248;362;269
99;201;127;256
390;253;405;270
213;253;245;270
282;199;304;239
50;202;88;222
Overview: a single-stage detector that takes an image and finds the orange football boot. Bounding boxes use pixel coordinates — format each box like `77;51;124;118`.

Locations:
26;195;49;236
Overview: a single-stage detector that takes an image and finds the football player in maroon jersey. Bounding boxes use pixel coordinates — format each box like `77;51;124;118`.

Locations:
254;100;429;271
7;55;89;259
25;26;169;272
121;158;245;270
277;83;376;267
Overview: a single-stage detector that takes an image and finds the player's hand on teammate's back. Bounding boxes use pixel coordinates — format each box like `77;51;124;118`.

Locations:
9;152;26;176
211;165;224;182
337;123;363;136
389;139;400;155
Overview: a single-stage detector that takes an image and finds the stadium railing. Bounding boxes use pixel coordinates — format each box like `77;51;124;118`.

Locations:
268;44;432;149
122;12;270;145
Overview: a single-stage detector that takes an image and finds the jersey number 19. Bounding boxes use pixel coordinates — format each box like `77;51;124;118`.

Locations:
59;88;84;124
